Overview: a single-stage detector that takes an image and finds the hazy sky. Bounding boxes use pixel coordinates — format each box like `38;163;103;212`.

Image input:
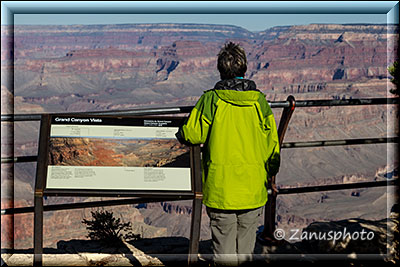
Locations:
14;13;387;32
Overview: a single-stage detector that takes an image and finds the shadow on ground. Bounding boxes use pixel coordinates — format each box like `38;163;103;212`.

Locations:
2;210;398;266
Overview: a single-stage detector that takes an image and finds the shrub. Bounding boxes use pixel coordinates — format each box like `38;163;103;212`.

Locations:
82;210;140;243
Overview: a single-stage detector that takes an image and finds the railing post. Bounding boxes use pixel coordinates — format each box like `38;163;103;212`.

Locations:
33;191;43;266
260;95;296;244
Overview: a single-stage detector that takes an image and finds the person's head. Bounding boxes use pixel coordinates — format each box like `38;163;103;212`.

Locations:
217;42;247;80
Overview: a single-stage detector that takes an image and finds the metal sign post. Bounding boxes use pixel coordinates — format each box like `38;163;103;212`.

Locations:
34;115;50;266
188;145;202;266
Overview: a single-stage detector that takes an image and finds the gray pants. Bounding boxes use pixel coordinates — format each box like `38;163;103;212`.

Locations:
206;207;262;266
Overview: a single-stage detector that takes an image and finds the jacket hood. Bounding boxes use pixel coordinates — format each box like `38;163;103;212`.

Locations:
212;79;263;106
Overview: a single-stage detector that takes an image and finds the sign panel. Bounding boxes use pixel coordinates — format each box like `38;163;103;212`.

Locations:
42;115;193;194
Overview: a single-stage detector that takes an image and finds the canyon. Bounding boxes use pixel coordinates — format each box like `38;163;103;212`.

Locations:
1;23;398;251
48;137;189;167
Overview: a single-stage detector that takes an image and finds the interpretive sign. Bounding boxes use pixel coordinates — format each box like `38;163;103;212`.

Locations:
37;114;196;196
34;114;202;266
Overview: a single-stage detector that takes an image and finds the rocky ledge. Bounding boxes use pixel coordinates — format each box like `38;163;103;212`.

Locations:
2;208;398;266
259;209;399;265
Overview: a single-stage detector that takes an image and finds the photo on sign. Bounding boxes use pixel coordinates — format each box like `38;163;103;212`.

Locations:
48;137;190;168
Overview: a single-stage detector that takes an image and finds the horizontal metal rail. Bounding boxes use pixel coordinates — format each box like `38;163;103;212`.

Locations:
1;196;193;215
1;97;398;122
294;97;399;107
277;179;398;195
2;180;397;215
281;137;399;149
1;155;38;164
2;106;194;122
2;137;398;164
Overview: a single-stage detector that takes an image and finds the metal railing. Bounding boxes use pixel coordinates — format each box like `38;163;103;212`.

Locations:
1;97;399;243
1;97;398;122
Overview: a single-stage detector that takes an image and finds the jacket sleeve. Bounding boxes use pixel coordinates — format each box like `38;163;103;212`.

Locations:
178;93;213;145
265;114;280;177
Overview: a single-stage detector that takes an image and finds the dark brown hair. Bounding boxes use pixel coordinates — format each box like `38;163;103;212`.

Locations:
217;42;247;80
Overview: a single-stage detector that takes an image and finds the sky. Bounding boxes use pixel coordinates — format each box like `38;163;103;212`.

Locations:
14;13;388;32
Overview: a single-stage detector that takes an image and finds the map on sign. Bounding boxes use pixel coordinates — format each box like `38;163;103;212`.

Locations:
45;115;192;192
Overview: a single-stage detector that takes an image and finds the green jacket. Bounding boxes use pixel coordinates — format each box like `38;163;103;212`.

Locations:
180;79;280;210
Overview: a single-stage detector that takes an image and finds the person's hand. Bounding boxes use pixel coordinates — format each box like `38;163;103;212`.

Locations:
270;175;278;195
271;182;278;194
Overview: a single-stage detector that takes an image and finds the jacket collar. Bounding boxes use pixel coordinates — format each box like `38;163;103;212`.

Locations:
213;78;259;92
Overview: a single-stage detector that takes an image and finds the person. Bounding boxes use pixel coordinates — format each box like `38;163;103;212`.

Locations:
177;42;280;266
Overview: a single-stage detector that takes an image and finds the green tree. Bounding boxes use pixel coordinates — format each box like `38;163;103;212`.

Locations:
388;61;399;95
82;210;140;243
